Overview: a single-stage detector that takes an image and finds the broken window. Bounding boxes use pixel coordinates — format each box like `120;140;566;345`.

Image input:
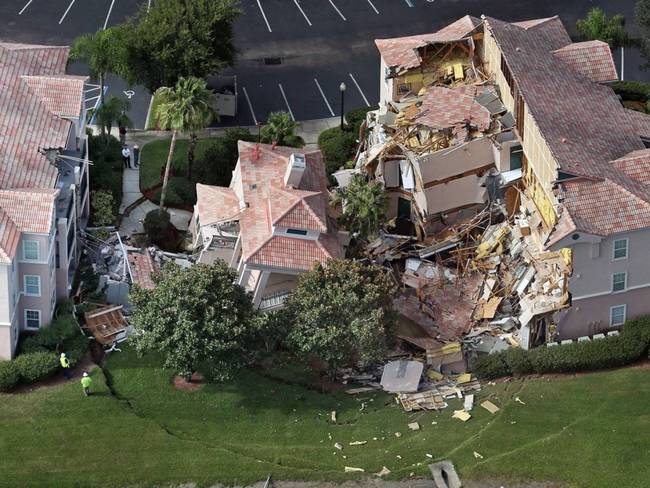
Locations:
500;54;514;95
612;272;627;293
397;83;412;95
509;145;523;170
610;304;626;326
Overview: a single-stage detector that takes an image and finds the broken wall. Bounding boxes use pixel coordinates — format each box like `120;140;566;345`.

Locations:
415;137;494;184
421;174;487;215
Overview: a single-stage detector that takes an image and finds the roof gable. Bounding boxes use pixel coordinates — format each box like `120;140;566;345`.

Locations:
552;41;617;83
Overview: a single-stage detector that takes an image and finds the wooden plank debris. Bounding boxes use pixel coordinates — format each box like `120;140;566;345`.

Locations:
480;400;500;414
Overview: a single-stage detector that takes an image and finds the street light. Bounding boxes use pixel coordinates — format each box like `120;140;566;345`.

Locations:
339;82;347;130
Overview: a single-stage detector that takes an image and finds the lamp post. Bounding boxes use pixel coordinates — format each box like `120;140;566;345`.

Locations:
339;82;347;130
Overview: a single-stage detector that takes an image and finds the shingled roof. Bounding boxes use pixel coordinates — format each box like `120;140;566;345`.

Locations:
552;40;618;83
483;16;650;240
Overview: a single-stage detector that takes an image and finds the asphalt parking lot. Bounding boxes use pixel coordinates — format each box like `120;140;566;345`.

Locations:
0;0;644;128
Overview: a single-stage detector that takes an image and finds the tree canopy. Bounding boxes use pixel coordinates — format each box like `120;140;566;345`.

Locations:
90;95;132;136
129;261;256;381
260;111;305;148
637;0;650;66
576;7;629;49
284;259;395;378
332;174;388;240
118;0;240;92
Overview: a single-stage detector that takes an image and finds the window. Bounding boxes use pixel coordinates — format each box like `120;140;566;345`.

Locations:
397;83;411;95
286;228;308;236
22;240;39;261
613;239;628;260
24;309;41;330
612;272;627;293
24;275;41;296
610;305;626;327
500;55;514;94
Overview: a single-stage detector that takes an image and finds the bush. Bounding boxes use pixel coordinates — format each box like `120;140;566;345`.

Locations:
20;314;79;354
611;81;650;102
195;128;254;187
88;134;123;215
14;352;59;383
91;190;116;227
151;177;196;208
0;361;20;392
345;106;374;133
318;127;357;177
474;317;650;379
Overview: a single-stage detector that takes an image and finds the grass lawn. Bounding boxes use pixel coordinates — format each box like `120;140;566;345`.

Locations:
1;348;649;487
139;137;217;191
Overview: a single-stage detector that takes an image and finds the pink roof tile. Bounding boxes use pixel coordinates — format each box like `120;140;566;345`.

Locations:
128;251;159;290
195;184;240;225
0;189;57;234
21;75;87;117
611;149;650;185
247;235;338;271
0;42;75;189
375;15;480;71
235;142;340;269
415;86;491;132
552;41;617;83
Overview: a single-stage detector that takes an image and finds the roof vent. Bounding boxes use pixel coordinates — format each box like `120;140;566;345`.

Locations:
285;153;306;188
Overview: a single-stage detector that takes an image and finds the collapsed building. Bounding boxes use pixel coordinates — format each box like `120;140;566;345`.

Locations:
354;14;650;359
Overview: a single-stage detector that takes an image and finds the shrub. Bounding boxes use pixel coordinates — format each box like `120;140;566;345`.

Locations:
318;127;357;177
474;317;650;379
0;361;20;392
20;314;79;354
611;81;650;102
88;134;123;215
345;106;374;133
91;190;116;227
14;352;59;383
151;177;196;208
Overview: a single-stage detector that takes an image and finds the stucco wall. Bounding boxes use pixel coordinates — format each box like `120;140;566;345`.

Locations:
415;137;494;184
557;286;650;339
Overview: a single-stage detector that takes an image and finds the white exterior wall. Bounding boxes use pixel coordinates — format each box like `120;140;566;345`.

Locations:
379;57;393;107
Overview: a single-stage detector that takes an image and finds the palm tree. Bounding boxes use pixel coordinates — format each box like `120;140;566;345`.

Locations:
89;95;132;137
260;111;305;147
69;28;125;105
156;77;213;211
332;174;388;240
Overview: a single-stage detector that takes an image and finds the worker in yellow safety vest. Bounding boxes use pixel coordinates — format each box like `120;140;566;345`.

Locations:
60;353;71;380
81;372;92;396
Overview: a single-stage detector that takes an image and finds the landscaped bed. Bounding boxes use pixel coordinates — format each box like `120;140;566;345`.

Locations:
0;347;648;487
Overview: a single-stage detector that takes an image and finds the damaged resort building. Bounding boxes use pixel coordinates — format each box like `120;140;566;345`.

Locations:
349;13;650;356
0;42;92;359
191;142;343;310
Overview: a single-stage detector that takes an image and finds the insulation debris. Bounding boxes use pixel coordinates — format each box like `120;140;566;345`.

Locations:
480;400;500;414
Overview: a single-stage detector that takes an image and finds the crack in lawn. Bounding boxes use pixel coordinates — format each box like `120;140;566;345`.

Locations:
100;366;344;477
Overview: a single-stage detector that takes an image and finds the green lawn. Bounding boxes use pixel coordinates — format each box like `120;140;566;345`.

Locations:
139;137;217;191
1;348;649;487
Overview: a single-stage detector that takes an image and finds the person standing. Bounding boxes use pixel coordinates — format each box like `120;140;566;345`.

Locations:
81;372;92;396
119;125;127;145
133;144;140;168
122;145;131;169
60;353;71;380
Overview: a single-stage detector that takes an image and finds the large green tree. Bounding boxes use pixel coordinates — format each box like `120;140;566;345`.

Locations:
260;111;304;147
284;259;395;379
69;28;127;104
119;0;240;92
637;0;650;66
130;261;256;381
156;76;213;210
332;174;388;240
576;7;629;49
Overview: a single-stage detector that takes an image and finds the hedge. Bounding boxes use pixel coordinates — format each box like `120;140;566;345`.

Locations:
13;352;59;383
0;361;20;392
473;317;650;379
318;127;357;178
611;81;650;102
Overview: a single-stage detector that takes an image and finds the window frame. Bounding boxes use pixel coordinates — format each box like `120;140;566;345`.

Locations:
24;309;41;330
24;275;41;297
611;272;627;293
22;240;40;261
286;228;308;236
612;238;628;261
609;304;626;327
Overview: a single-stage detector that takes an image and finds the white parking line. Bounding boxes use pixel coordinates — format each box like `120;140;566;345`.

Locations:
18;0;34;15
103;0;115;29
278;83;295;121
58;0;76;24
366;0;379;14
404;0;414;6
293;0;312;26
256;0;272;33
242;87;258;126
328;0;346;21
349;73;370;107
314;78;335;117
